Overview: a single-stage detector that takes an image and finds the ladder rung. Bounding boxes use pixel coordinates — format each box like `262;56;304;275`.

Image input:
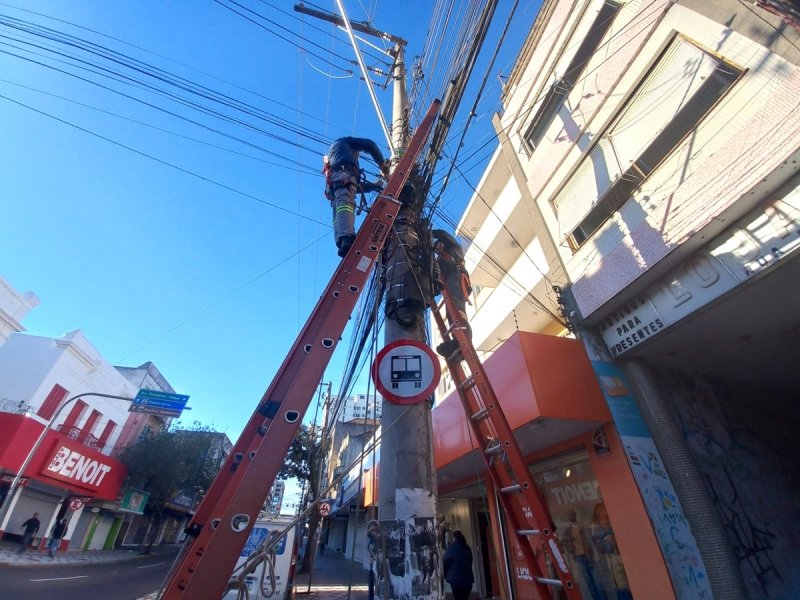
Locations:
471;408;489;421
535;577;563;587
459;375;476;390
447;349;463;362
500;484;521;494
516;529;541;536
485;443;503;455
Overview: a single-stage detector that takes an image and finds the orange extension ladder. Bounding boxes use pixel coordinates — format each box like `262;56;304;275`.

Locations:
431;257;582;600
158;100;440;600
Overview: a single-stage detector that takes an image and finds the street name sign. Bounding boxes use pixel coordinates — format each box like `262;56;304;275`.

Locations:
129;389;190;418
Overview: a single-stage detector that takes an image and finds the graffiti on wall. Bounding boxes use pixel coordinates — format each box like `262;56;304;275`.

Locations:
592;361;712;599
662;372;800;599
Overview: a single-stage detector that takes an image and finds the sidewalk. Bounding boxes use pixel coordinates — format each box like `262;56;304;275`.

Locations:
136;552;370;600
294;550;370;600
0;539;154;567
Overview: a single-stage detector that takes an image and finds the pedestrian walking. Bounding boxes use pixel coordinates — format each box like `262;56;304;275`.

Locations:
324;137;390;257
48;517;68;558
443;530;474;600
18;512;40;553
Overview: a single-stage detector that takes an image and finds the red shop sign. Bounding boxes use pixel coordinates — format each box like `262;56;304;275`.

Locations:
39;439;125;498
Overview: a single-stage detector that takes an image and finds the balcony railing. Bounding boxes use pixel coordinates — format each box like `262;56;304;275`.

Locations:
56;425;81;440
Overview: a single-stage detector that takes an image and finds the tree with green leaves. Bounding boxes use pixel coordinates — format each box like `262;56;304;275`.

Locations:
120;421;223;553
278;423;324;573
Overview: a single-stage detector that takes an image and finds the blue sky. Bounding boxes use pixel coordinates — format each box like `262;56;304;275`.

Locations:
0;1;536;510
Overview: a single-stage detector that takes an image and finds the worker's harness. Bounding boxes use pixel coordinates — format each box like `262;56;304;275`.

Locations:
323;156;369;214
323;158;359;197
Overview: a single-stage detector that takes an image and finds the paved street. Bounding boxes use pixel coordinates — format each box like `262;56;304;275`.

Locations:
0;546;179;600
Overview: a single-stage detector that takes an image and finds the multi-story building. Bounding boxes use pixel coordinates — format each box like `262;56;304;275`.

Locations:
114;362;177;452
318;393;380;560
332;394;383;423
0;327;134;552
430;1;800;599
264;480;285;517
0;275;185;552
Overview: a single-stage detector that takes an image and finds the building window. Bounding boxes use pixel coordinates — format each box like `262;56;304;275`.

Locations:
38;384;69;421
521;0;622;154
559;36;743;248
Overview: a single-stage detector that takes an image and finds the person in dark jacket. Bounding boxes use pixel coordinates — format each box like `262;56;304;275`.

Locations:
443;530;474;600
324;137;390;257
17;512;40;553
48;517;68;558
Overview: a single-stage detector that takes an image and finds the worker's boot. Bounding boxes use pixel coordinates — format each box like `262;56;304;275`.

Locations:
436;339;462;361
337;234;355;257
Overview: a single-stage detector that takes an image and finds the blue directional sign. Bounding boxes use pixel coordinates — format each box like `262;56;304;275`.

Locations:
129;389;190;418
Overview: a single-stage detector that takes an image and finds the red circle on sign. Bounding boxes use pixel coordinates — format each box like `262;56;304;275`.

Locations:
371;339;441;405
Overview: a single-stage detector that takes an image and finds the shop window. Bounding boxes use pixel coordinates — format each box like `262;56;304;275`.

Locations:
521;0;622;154
531;450;632;600
38;384;69;421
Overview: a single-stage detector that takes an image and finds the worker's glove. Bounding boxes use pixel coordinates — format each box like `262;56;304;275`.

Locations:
380;160;392;178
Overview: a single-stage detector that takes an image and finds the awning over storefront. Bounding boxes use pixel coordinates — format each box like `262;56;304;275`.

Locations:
432;332;611;490
0;413;127;501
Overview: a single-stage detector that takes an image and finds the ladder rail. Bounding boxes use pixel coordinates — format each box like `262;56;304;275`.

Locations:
158;100;440;600
431;273;581;599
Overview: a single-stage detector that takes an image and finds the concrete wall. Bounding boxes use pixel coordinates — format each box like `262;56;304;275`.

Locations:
658;368;800;598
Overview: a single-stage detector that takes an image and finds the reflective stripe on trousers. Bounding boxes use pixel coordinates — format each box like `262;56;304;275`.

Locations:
330;170;357;246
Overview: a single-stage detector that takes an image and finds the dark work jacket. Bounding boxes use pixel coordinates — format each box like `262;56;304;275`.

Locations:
328;137;385;170
443;540;474;588
51;521;67;539
22;517;40;534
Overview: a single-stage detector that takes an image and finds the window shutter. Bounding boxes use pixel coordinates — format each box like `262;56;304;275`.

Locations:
37;384;69;421
77;409;101;443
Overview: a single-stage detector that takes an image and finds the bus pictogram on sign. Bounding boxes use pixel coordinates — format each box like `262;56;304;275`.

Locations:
391;355;422;389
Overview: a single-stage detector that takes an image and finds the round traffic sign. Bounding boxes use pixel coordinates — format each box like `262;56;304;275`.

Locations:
319;502;331;517
371;339;441;405
69;497;87;511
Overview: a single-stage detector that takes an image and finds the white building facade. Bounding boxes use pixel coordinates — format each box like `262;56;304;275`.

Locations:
443;1;800;598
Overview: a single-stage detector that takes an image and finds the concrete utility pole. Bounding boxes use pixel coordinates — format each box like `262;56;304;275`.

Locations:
294;5;441;597
378;39;439;531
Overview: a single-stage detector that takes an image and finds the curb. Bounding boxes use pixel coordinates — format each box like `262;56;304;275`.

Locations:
0;550;149;567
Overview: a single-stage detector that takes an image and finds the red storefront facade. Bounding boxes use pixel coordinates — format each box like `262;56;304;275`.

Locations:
0;413;127;548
